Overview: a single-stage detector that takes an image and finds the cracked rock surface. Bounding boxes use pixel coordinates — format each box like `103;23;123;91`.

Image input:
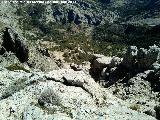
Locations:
0;67;156;120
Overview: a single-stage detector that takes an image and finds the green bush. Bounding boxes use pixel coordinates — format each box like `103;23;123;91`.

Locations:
6;63;30;73
38;88;73;117
129;104;140;111
38;88;61;106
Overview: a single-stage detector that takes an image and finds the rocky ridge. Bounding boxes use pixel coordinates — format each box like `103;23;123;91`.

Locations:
91;45;160;119
0;65;156;120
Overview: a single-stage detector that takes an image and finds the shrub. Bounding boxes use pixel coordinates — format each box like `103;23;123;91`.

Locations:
113;88;120;95
6;63;30;73
129;104;140;111
38;88;61;107
38;88;73;117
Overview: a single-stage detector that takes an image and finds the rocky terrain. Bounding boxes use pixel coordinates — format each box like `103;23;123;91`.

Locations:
0;0;160;120
0;63;157;120
0;33;158;120
0;26;159;120
90;45;160;119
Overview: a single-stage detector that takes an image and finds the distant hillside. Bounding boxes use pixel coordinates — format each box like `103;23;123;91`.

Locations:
0;0;160;63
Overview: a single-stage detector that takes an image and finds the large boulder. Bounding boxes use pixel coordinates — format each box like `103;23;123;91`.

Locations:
90;54;122;80
92;54;113;69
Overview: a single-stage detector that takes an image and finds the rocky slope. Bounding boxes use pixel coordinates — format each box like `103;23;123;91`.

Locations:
0;26;159;119
0;1;160;120
0;66;156;120
90;45;160;119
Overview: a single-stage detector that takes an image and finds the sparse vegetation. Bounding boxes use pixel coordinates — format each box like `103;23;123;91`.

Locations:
6;63;30;73
1;78;27;99
38;88;73;118
16;5;126;64
48;30;126;64
129;104;140;111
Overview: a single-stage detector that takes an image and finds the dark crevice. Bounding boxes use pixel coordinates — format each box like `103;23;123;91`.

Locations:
62;76;94;98
1;27;29;63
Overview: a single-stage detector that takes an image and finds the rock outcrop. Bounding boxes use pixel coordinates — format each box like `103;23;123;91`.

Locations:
90;54;122;80
2;27;29;63
90;45;160;120
0;26;59;72
122;45;160;71
91;45;160;85
0;67;156;120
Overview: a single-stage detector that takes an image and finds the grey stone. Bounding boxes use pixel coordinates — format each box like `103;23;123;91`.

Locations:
151;62;160;71
0;67;156;120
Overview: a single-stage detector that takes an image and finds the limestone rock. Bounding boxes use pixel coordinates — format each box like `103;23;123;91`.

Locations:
137;45;160;69
151;62;160;72
110;56;123;68
70;63;83;71
0;67;156;120
90;54;122;80
27;46;59;72
122;45;160;70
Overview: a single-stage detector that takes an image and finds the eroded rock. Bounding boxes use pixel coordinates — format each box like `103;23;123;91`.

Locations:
122;45;160;70
0;67;156;120
90;54;122;81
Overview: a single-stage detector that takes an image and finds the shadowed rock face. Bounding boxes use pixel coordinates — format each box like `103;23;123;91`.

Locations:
90;45;160;87
89;45;160;119
2;27;15;52
2;27;29;63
